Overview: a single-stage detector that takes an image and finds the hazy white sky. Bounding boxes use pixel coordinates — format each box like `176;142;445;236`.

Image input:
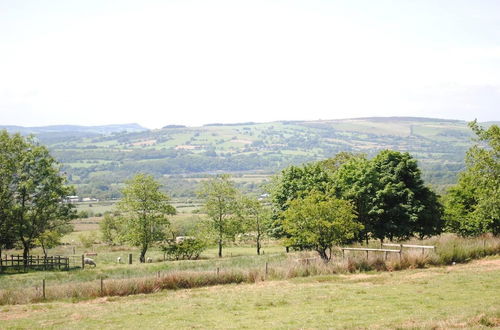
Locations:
1;0;499;128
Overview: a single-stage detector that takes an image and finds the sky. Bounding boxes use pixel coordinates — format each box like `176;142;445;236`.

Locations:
1;0;499;129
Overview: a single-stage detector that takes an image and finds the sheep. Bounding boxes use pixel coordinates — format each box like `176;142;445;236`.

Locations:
117;257;122;264
84;257;96;267
146;257;152;263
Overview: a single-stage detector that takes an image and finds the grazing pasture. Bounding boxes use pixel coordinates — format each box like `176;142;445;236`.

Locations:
1;257;498;329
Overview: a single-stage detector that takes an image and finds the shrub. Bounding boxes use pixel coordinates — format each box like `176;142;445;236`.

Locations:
162;238;207;260
78;233;94;249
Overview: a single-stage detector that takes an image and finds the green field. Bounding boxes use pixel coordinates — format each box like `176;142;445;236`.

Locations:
1;257;498;329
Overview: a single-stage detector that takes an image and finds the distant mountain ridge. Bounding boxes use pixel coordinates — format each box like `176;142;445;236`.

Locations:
0;123;147;135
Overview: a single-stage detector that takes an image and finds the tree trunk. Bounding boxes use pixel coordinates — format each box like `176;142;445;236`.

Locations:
218;223;223;258
139;247;147;263
41;241;47;258
218;239;223;258
22;243;30;267
285;246;289;253
317;248;329;261
256;239;261;255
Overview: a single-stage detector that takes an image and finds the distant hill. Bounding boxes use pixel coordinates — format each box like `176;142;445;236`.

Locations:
0;123;147;144
2;117;493;198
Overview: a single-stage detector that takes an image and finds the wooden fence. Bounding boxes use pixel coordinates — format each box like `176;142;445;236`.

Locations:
341;244;436;260
0;255;70;272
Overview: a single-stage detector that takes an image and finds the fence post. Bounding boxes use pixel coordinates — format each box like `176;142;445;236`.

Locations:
42;279;46;300
384;251;388;260
157;271;160;279
81;254;85;269
73;246;76;255
399;244;403;262
128;254;132;265
366;250;369;260
216;267;219;277
265;262;268;278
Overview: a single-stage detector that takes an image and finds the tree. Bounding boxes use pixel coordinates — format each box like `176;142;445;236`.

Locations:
100;212;124;245
268;163;332;250
198;174;240;258
240;196;270;255
118;173;176;262
282;191;362;261
0;131;75;261
444;121;499;236
36;228;71;257
0;132;17;258
331;155;376;244
369;150;443;242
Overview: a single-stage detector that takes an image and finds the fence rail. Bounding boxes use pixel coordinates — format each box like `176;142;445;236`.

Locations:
382;243;435;249
0;255;70;272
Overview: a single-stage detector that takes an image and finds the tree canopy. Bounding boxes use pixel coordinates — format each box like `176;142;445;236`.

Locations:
368;150;443;241
268;163;332;243
282;191;361;260
198;174;241;257
0;130;75;259
270;150;443;246
118;173;176;262
444;121;499;236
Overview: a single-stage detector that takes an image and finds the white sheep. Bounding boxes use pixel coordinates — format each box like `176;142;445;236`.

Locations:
117;257;122;264
84;257;96;267
146;257;152;263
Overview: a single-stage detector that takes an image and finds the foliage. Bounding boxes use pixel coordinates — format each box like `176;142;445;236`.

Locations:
99;213;124;245
118;173;176;262
0;130;75;260
331;155;376;243
444;121;499;236
239;196;271;255
36;223;72;256
198;174;241;257
78;233;95;249
273;151;442;245
268;163;332;241
282;191;362;260
162;238;207;260
368;150;443;241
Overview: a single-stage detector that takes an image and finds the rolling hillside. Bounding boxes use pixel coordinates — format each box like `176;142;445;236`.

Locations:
2;117;493;198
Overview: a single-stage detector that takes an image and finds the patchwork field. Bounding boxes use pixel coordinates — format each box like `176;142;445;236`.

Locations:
7;117;496;199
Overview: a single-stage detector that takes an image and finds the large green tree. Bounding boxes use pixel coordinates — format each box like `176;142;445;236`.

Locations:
118;173;176;262
198;174;240;258
268;163;331;250
368;150;443;241
444;121;499;236
282;191;362;260
331;155;376;244
0;131;75;260
0;132;18;257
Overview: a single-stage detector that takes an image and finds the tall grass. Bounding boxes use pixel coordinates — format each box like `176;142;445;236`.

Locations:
0;235;498;305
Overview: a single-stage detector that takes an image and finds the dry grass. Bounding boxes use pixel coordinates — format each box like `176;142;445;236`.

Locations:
1;235;499;305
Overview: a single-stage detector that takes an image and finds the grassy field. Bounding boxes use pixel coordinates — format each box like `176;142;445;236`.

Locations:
1;257;498;329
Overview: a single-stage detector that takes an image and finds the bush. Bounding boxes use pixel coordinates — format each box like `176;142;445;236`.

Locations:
162;238;207;260
78;233;94;249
